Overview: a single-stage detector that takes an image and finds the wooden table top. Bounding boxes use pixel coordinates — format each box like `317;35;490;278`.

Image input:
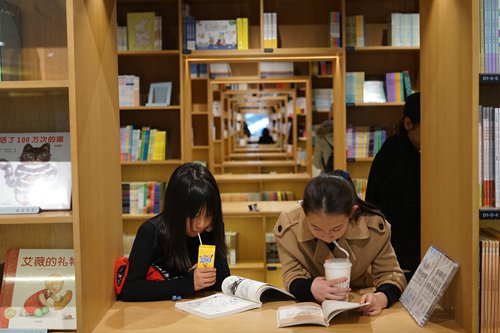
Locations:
93;296;465;333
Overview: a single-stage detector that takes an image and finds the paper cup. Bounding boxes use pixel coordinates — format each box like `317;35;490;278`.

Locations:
324;258;352;294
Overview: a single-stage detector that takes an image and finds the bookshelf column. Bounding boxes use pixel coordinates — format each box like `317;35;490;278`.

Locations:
420;0;478;332
70;0;123;331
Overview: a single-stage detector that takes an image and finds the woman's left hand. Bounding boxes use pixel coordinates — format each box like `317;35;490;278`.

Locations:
359;292;388;316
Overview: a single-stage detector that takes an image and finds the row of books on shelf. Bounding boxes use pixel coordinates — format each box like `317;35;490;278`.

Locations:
479;228;500;332
220;191;296;202
480;0;500;74
346;126;387;159
346;13;419;47
121;181;165;215
190;63;208;78
352;178;368;200
479;105;500;207
312;61;333;76
120;126;167;161
117;12;162;52
346;70;412;104
0;249;76;329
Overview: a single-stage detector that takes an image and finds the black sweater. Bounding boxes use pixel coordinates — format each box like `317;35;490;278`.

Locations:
120;216;230;301
365;134;421;275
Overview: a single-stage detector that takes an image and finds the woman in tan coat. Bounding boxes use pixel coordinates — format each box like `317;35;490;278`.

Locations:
274;171;407;316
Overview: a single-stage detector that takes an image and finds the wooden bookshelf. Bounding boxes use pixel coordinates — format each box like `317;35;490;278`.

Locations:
0;1;122;332
108;0;476;331
343;0;420;181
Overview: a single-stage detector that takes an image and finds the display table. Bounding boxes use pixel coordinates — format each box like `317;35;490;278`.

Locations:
93;296;465;333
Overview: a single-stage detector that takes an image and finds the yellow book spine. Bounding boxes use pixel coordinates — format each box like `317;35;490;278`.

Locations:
242;18;249;50
237;18;244;50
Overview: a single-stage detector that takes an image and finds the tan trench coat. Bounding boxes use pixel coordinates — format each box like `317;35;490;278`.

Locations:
273;205;407;293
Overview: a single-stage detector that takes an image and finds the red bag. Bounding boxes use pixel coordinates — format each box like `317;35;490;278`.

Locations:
114;257;168;296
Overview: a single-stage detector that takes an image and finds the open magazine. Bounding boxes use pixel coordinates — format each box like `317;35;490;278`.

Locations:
276;300;368;327
175;275;294;319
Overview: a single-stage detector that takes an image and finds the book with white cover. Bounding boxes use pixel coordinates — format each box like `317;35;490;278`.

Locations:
0;133;71;210
400;246;459;326
276;300;368;327
175;275;294;319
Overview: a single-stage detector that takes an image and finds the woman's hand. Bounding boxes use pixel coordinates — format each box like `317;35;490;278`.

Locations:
310;276;350;302
193;266;216;291
359;292;388;316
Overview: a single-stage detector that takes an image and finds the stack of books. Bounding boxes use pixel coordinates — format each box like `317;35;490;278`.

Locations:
121;181;165;214
120;126;167;161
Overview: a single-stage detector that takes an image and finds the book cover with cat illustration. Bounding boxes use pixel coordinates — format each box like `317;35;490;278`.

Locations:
0;133;71;210
0;249;76;329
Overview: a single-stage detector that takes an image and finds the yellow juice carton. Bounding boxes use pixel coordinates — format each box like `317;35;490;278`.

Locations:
197;244;216;268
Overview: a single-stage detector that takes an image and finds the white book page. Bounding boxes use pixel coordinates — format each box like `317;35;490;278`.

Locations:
221;276;266;303
175;294;259;319
276;302;326;327
321;300;368;323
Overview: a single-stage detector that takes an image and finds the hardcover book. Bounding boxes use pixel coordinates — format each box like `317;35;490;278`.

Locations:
175;275;294;319
0;133;72;210
0;249;76;329
195;20;237;50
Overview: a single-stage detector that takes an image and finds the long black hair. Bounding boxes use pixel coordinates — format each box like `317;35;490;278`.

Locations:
156;163;226;272
302;170;384;221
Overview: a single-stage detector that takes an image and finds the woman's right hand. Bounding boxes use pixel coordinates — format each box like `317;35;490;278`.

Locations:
193;266;216;291
311;276;350;302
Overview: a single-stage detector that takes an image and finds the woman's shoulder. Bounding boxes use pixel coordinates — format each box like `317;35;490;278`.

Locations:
274;205;304;237
137;215;162;235
358;214;391;235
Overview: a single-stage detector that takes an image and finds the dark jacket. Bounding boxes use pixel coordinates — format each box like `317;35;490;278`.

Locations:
365;134;421;276
120;216;230;301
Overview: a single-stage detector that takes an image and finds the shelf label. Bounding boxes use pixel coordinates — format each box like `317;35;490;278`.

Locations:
182;49;192;55
479;209;500;219
264;48;274;53
479;74;500;84
346;103;355;107
346;46;355;52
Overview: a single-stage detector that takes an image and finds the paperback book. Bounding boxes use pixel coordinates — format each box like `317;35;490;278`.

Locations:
0;133;71;210
276;300;368;327
175;275;294;319
0;249;76;329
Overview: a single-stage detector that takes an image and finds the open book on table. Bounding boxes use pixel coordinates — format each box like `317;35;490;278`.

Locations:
276;300;368;327
174;275;294;319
